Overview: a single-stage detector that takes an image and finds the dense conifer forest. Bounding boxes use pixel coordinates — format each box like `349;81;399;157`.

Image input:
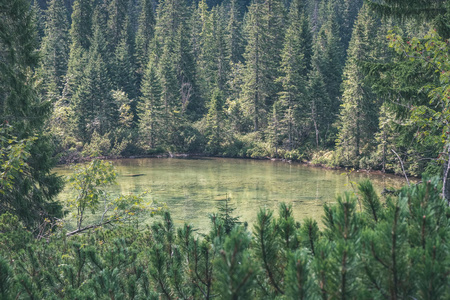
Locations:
22;0;445;179
1;0;450;298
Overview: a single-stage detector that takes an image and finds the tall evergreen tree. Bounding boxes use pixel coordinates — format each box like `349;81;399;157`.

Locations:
307;63;330;148
276;0;311;149
158;39;180;146
334;0;363;51
113;22;137;102
240;0;265;132
64;0;93;100
176;21;203;119
135;0;155;85
72;13;116;143
305;0;346;147
240;0;285;132
267;100;287;155
107;0;130;52
335;4;381;165
155;0;188;42
69;0;92;50
0;0;64;228
138;53;163;149
38;0;70;98
315;1;344;109
206;88;225;154
226;0;245;64
197;2;229;98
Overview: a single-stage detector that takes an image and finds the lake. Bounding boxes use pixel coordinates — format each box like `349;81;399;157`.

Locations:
56;157;408;231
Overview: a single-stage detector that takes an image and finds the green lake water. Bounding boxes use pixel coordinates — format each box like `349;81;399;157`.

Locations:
56;157;408;231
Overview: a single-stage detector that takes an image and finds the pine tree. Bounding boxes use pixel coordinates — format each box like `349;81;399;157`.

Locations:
276;0;311;149
253;208;285;296
206;88;225;154
0;0;64;228
38;0;70;98
72;14;116;143
69;0;92;50
226;0;245;64
361;193;412;299
284;249;315;299
197;2;229;99
64;0;93;101
138;53;163;149
240;0;285;132
306;62;330;148
213;226;256;299
335;4;381;166
113;22;137;102
135;0;155;85
315;1;344;112
107;0;130;53
176;21;203;119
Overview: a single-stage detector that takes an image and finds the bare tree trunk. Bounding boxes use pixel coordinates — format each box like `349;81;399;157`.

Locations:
443;146;450;205
392;149;410;186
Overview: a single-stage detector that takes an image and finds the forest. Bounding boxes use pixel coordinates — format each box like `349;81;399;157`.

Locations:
1;0;450;298
19;0;447;178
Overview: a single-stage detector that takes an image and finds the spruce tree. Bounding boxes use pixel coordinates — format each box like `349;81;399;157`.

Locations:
64;0;93;101
277;0;311;149
335;4;381;166
107;0;130;53
240;0;264;131
0;0;64;228
176;21;203;119
315;1;344;112
240;0;285;132
135;0;155;85
306;62;330;148
206;88;225;154
72;13;116;143
197;3;229;98
226;0;245;64
335;0;363;51
138;53;163;149
158;39;181;147
38;0;70;98
155;0;203;123
373;103;400;173
113;23;137;102
69;0;92;50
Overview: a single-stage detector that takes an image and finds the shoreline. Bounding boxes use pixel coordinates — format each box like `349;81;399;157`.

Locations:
57;152;419;181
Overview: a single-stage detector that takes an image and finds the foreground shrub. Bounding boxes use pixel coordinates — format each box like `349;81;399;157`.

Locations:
1;178;449;299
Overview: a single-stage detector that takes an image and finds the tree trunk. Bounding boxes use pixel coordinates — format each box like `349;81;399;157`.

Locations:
443;146;450;205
